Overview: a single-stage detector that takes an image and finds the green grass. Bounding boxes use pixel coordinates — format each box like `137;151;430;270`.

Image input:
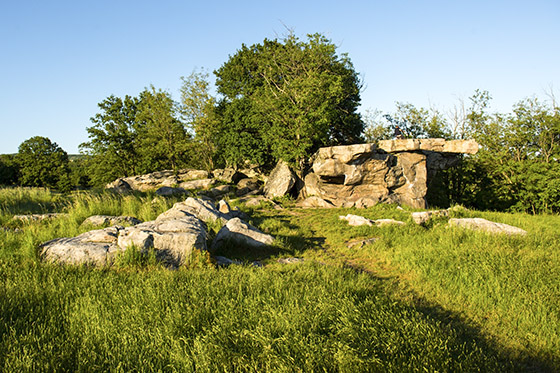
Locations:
1;188;559;371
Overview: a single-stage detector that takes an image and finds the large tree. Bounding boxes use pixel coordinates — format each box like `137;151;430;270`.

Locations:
136;86;190;172
81;89;190;185
214;33;364;169
80;95;140;185
17;136;71;191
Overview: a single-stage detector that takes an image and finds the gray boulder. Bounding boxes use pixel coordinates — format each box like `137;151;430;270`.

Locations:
339;214;374;226
236;178;261;196
41;226;125;266
212;217;274;251
264;160;296;198
155;186;187;197
179;178;215;190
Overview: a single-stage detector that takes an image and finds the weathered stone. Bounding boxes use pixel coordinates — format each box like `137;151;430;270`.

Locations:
339;214;374;227
116;216;208;265
182;197;224;222
378;139;478;154
236;178;261;196
41;238;121;266
277;257;304;264
448;218;527;235
212;218;274;251
179;178;215;190
212;168;247;184
205;184;233;198
81;215;142;227
41;226;127;266
217;200;231;214
374;219;406;227
264;160;296;198
13;213;67;222
296;196;335;208
299;139;478;209
106;178;132;193
411;210;449;225
346;237;378;249
155;186;187;196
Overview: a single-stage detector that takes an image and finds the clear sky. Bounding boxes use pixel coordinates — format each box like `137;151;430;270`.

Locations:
1;0;558;154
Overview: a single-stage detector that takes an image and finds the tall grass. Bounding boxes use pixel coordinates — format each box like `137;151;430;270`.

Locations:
0;261;515;372
1;188;558;371
254;206;560;370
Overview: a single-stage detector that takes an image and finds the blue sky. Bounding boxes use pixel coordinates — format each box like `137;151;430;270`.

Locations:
1;0;558;154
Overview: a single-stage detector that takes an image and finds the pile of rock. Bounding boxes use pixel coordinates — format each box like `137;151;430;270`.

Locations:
40;197;275;268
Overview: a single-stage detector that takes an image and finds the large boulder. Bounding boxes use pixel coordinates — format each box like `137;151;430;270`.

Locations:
264;160;296;198
117;216;208;266
41;226;124;266
212;218;275;251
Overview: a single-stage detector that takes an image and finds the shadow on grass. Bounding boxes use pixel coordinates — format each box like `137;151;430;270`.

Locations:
213;219;557;372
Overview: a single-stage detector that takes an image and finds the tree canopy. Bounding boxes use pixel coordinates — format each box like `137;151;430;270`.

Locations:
17;136;71;191
214;33;363;169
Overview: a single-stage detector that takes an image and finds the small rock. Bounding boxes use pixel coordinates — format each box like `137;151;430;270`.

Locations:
346;237;379;248
339;214;374;227
13;213;67;222
214;255;242;267
277;257;304;264
236;178;261;196
373;219;406;227
217;200;231;214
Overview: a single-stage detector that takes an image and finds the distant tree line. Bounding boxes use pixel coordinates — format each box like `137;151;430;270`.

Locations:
1;32;559;214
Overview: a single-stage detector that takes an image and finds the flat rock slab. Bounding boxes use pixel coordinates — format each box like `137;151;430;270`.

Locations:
448;218;527;235
81;215;142;227
339;214;374;226
41;226;125;266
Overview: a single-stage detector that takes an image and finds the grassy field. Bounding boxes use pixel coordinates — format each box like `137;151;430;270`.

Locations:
0;187;558;371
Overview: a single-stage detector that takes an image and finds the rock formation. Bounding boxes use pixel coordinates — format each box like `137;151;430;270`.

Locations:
40;198;274;268
299;139;478;209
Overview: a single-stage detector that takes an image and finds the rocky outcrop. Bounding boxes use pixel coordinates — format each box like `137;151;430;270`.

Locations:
299;139;478;209
40;198;275;268
107;169;210;193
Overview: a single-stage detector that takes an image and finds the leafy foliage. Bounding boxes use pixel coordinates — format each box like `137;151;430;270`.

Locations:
16;136;71;192
214;33;363;169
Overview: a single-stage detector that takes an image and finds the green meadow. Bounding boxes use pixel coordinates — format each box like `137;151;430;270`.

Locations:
0;187;558;371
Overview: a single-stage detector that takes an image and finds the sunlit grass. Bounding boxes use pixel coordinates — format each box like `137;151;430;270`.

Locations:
0;187;558;371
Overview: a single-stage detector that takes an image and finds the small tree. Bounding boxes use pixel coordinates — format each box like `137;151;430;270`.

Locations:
17;136;71;191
